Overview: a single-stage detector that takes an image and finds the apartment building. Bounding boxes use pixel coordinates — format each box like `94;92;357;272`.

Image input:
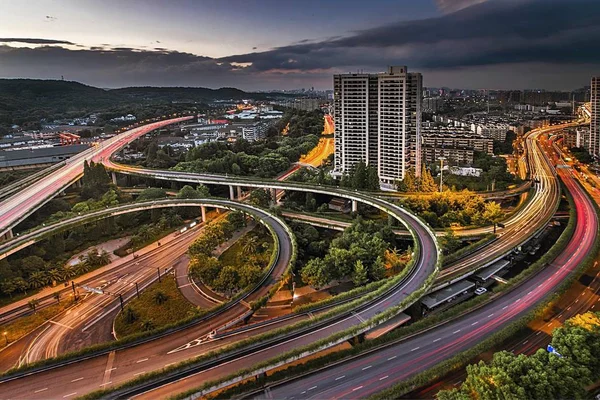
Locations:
421;133;493;165
590;76;600;157
333;66;422;188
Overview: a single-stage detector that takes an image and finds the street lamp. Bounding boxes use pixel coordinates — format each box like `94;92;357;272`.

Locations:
438;157;447;192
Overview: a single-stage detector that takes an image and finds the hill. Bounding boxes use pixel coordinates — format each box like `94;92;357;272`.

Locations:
0;79;282;132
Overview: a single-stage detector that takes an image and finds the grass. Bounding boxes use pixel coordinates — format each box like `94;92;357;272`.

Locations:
0;298;76;349
113;275;197;338
218;226;274;269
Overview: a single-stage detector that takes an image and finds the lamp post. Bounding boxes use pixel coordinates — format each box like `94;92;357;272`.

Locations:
439;157;447;192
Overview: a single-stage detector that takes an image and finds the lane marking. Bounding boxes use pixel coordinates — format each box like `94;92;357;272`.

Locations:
352;386;363;392
308;386;317;391
536;331;541;336
99;382;112;387
136;358;148;363
362;365;372;370
453;330;461;334
502;306;508;310
134;371;146;376
63;393;77;398
105;368;116;372
71;377;83;382
433;338;441;343
411;347;420;352
488;314;494;318
380;375;389;381
388;355;397;360
335;375;345;381
34;388;48;393
48;320;74;330
523;340;528;345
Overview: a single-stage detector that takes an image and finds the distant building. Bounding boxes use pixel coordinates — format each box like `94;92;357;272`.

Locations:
0;144;89;170
448;166;483;177
590;76;600;157
421;133;493;166
577;127;590;149
333;65;422;188
242;121;273;142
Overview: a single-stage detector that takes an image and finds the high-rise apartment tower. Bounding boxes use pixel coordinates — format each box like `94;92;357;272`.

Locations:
590;76;600;157
333;66;422;189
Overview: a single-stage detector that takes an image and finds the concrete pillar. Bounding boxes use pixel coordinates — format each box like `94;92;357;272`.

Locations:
2;229;13;241
111;171;117;185
237;186;242;199
229;185;235;200
351;200;358;213
201;206;206;223
271;188;277;205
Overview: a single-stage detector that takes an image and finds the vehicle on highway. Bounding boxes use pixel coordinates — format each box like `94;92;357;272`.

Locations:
474;287;487;295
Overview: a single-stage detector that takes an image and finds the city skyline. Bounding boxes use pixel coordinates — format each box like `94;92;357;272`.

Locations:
1;0;599;90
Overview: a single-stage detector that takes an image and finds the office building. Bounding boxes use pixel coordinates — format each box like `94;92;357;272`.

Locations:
333;66;422;188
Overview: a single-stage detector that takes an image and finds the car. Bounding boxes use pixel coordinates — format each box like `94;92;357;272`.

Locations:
474;287;487;295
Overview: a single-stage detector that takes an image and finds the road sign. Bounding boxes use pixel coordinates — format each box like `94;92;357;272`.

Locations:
547;344;562;357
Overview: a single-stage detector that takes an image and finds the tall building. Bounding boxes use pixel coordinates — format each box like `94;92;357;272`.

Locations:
590;76;600;157
333;66;422;188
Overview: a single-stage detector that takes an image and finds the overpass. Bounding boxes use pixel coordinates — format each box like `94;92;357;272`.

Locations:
0;116;193;239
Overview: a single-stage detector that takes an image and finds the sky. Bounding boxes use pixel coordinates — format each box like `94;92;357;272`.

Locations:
0;0;598;91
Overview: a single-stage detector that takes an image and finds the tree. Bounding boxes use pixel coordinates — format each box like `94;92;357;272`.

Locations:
122;307;138;324
238;264;263;288
53;291;61;304
440;230;461;255
227;212;246;230
153;291;168;305
419;164;437;192
137;187;167;201
352;260;368;286
214;266;240;294
28;271;49;289
242;235;259;257
0;280;16;298
351;160;368;189
141;319;155;332
248;189;271;207
300;258;330;288
177;185;208;199
28;298;40;312
398;168;417;192
13;277;29;295
366;166;380;191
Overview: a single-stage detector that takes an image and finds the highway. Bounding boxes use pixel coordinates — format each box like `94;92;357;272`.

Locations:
257;127;599;400
0;116;193;238
0;198;295;399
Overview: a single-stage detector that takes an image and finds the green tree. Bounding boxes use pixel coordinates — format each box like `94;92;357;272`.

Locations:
248;189;271;207
122;306;138;324
419;164;437;192
300;258;330;288
242;235;259;257
440;230;461;255
153;290;168;305
214;266;240;294
28;298;40;312
352;260;368;286
137;187;167;201
366;165;380;191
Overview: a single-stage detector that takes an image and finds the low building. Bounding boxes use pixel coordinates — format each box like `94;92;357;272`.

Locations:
421;133;493;166
0;144;90;170
328;198;351;213
449;166;483;177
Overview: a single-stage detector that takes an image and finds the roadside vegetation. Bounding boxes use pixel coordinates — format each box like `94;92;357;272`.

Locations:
442;152;520;191
437;312;600;400
188;212;272;296
114;275;198;338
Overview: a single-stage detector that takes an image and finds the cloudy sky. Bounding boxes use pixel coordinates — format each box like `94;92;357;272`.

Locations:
0;0;598;90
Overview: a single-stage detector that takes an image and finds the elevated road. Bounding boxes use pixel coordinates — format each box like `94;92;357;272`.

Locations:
0;116;192;238
257;128;599;400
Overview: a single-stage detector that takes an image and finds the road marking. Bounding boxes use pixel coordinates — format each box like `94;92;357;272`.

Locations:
136;358;148;363
502;306;508;310
380;375;389;381
352;386;363;392
178;283;192;289
523;340;528;345
34;388;48;393
453;330;461;334
433;338;441;342
388;355;397;360
576;299;579;303
71;377;83;382
301;391;306;395
411;347;420;352
536;331;541;336
164;362;176;368
99;382;112;387
362;365;372;370
308;386;317;391
49;320;74;329
515;298;521;302
105;368;116;372
63;393;77;398
488;314;494;318
471;321;478;326
134;371;146;376
335;375;345;381
567;307;572;311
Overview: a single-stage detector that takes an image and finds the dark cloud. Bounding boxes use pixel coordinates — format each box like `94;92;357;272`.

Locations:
0;0;598;90
0;38;74;45
222;0;600;73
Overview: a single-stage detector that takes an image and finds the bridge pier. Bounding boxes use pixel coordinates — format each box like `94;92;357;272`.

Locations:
237;186;242;199
111;172;117;185
2;229;13;241
229;185;235;200
201;206;206;223
271;188;277;205
351;200;358;213
347;332;365;347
